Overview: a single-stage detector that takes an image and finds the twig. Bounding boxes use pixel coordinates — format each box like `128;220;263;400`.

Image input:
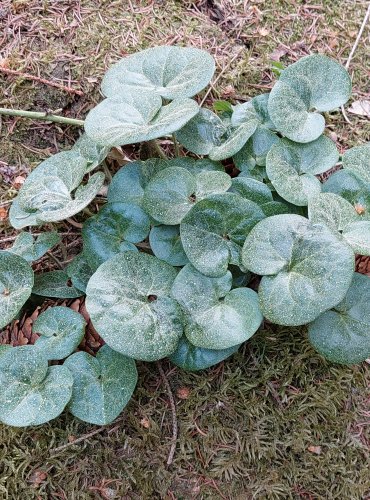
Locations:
200;48;243;107
147;139;167;160
157;361;178;466
172;134;180;157
66;217;83;229
50;417;125;454
0;107;84;126
341;2;370;124
46;251;64;270
0;67;84;96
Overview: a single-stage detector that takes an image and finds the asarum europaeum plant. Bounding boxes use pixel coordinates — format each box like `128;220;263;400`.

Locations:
2;45;370;427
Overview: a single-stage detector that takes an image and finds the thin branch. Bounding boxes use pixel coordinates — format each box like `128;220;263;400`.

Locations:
0;67;84;96
0;107;84;126
157;361;178;466
200;48;243;107
341;2;370;124
50;417;125;454
147;139;167;160
172;134;180;157
46;251;64;270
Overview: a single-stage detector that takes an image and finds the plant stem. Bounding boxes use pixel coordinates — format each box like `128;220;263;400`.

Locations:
172;134;180;157
102;161;112;182
0;107;84;126
147;139;167;160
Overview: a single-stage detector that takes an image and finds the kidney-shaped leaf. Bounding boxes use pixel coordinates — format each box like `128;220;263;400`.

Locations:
85;252;183;361
0;346;73;426
308;192;358;232
169;335;240;371
342;143;370;184
171;264;262;349
33;306;86;360
0;251;34;329
143;166;231;225
102;46;215;100
149;225;189;266
12;151;104;227
308;273;370;364
266;137;338;206
84;92;199;147
323;170;370;220
82;202;148;269
9;231;60;262
64;345;137;425
33;270;83;298
268;55;351;142
342;221;370;256
180;193;265;277
242;214;355;325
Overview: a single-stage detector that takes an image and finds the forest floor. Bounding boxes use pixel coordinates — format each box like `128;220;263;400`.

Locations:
0;1;369;498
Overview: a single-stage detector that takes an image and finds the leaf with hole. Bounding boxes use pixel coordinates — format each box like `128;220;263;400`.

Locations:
0;346;73;426
308;273;370;364
85;252;183;361
33;270;83;298
65;345;138;425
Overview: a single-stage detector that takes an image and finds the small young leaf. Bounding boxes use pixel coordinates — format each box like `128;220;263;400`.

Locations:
101;46;215;100
82;202;148;269
73;133;110;172
65;345;138;425
149;225;189;266
180;193;265;277
0;251;34;329
33;270;83;298
85;252;183;361
9;231;60;262
242;214;355;325
0;346;73;426
33;306;86;360
213;100;233;114
169;335;240;371
308;273;370;364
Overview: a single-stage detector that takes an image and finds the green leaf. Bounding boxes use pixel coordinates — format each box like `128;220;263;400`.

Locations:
101;46;215;100
85;252;183;361
180;193;265;277
175;108;227;155
342;221;370;256
342;143;370;183
82;202;148;269
33;306;86;360
0;251;34;329
323;170;370;220
242;214;355;325
8;198;38;229
0;346;73;426
12;151;104;227
149;225;189;266
9;231;60;262
209;120;259;161
33;270;83;298
266;137;338;206
64;345;137;425
268;55;351;142
213;100;233;114
171;264;262;349
169;335;240;371
143;167;231;225
84;92;199;147
73;133;110;173
66;253;94;293
308;273;370;364
308;193;358;232
229;177;273;205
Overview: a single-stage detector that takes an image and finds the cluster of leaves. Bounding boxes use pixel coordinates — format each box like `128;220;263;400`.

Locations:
1;46;370;427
